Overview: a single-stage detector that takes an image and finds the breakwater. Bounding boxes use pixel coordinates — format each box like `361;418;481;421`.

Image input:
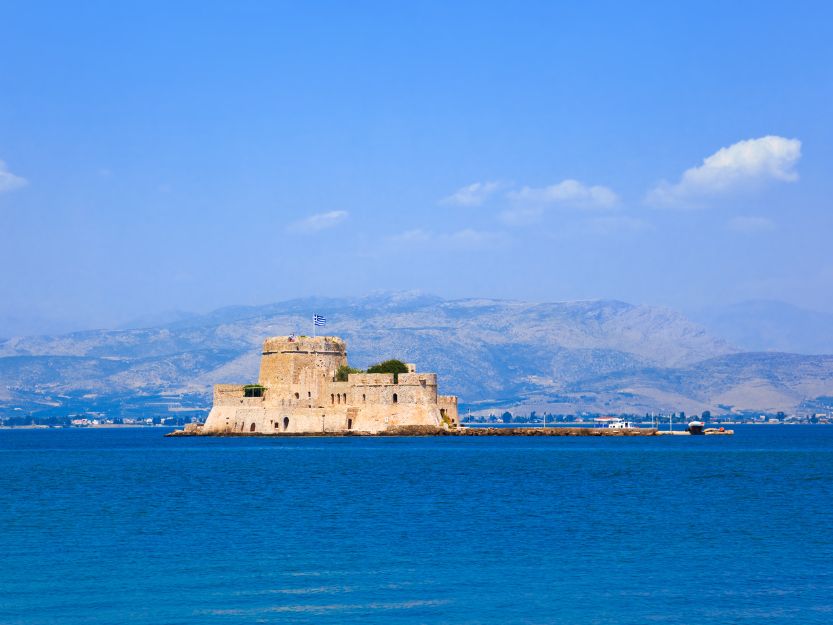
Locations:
166;425;660;437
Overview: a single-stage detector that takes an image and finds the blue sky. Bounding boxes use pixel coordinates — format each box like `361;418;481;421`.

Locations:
1;1;832;334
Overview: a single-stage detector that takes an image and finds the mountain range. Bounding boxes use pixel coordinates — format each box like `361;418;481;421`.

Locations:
1;293;832;418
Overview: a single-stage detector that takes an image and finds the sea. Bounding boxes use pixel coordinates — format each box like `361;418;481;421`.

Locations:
1;425;832;624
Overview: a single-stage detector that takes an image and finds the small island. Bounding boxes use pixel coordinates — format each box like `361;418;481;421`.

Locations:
167;335;728;437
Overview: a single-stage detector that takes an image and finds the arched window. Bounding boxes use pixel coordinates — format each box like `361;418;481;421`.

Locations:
342;393;347;403
250;423;256;432
283;417;289;431
337;394;341;404
362;393;366;402
392;393;398;404
331;393;335;404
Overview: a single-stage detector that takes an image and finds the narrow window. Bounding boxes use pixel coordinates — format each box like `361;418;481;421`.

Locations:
362;393;366;402
294;392;300;400
331;393;335;404
250;423;256;432
308;391;311;398
342;393;347;403
347;418;353;430
392;393;398;404
274;422;279;429
283;417;289;431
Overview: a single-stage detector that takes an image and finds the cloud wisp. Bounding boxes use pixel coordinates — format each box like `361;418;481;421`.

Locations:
508;179;618;208
287;210;348;233
0;160;28;193
501;179;618;224
389;228;501;249
727;216;776;234
647;135;801;208
440;181;503;206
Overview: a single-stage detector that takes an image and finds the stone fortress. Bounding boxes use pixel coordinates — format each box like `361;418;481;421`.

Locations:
197;335;459;435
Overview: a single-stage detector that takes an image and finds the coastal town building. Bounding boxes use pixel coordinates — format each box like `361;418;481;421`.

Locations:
197;335;459;434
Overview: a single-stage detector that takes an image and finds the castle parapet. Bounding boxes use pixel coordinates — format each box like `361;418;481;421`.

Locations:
214;384;245;402
438;394;460;427
213;384;270;407
397;372;437;387
349;373;396;385
262;335;346;355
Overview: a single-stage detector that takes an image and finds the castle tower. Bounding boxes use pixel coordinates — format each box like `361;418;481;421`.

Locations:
257;336;347;406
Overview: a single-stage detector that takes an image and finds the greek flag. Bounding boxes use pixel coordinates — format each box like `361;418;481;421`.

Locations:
313;314;326;327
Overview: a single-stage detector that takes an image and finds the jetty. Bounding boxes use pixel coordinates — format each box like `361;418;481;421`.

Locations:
167;425;662;437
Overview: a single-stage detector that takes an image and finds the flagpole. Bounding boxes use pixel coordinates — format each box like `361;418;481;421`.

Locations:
312;314;316;339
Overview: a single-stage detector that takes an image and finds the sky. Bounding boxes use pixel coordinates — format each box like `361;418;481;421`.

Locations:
1;1;833;335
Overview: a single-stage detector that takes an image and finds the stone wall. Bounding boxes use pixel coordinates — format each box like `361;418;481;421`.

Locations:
438;395;459;427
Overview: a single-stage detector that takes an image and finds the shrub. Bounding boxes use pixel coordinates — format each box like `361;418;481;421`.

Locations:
366;359;409;383
336;365;363;382
243;384;266;398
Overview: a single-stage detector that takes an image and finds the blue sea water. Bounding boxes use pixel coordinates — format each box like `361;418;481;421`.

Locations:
1;426;832;624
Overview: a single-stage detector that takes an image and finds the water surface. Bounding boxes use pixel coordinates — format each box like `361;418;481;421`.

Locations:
1;426;832;624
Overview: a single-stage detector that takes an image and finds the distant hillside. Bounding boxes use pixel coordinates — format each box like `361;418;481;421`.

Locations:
693;300;833;355
1;293;831;418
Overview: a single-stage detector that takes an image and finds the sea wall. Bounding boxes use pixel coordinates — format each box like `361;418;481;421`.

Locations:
169;426;661;437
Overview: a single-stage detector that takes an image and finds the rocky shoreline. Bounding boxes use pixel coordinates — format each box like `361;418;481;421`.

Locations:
166;425;660;437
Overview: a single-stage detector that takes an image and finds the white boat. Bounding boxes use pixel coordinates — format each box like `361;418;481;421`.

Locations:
594;417;639;430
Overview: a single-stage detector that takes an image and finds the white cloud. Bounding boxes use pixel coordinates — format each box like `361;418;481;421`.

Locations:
0;160;28;193
287;210;348;233
647;135;801;207
440;181;502;206
389;228;501;248
727;216;776;234
501;179;618;224
507;179;619;208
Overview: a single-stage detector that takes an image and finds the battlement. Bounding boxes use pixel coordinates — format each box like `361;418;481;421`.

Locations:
348;372;437;387
261;335;346;355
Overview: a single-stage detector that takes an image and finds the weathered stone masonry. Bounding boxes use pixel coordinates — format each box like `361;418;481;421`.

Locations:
200;335;459;434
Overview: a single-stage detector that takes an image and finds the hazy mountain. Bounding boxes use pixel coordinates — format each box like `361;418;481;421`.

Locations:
692;300;833;355
1;293;831;418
